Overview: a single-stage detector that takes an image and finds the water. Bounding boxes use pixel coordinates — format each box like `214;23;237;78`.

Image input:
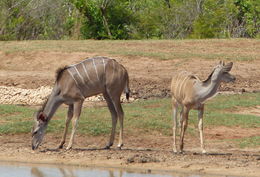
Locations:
0;162;234;177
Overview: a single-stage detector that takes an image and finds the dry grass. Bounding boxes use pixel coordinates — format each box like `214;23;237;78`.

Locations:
0;39;259;61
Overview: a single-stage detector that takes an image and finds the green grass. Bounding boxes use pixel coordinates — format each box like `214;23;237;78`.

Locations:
0;39;259;61
236;136;260;148
203;93;260;128
0;93;259;147
0;105;35;133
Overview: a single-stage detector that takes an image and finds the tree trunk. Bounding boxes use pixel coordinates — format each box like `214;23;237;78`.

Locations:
100;0;112;39
196;0;204;14
165;0;171;8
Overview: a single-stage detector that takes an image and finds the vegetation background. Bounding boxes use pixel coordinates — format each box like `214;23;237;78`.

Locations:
0;0;259;149
0;0;259;40
0;2;259;172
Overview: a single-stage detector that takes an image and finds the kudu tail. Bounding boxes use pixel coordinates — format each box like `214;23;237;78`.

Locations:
124;73;130;101
125;89;130;101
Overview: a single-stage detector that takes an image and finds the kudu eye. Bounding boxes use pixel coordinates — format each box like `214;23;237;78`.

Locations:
32;130;38;137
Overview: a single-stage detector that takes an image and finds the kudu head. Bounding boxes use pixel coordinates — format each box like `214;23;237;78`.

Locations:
32;111;48;150
211;61;236;83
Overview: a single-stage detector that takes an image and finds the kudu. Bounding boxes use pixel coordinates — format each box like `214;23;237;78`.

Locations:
170;61;235;153
32;57;130;150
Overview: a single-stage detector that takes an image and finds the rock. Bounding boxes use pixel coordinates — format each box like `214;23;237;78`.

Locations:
0;86;135;105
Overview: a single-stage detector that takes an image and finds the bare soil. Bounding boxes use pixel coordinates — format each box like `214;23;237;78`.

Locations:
0;44;260;176
0;51;260;99
0;131;259;177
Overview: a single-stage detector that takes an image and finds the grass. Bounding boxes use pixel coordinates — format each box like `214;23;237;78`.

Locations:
0;92;259;148
0;39;259;61
203;93;260;128
236;136;260;148
0;105;35;133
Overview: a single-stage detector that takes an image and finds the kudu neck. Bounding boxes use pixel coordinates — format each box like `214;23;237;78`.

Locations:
42;89;63;121
198;71;221;102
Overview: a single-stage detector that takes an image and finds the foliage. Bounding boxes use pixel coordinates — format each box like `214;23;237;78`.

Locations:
192;0;260;38
128;0;164;39
234;0;260;37
70;0;135;39
0;0;78;40
192;0;235;38
0;0;259;40
160;0;200;39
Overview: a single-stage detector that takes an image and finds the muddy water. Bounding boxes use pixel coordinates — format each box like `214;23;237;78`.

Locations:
0;162;233;177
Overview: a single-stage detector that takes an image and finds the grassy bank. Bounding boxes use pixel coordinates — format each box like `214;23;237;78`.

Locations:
0;93;259;148
0;39;259;61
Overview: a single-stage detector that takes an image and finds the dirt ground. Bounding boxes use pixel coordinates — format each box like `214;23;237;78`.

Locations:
0;51;260;98
0;131;259;176
0;49;260;176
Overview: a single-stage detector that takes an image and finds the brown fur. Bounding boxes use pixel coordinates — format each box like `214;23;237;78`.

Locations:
32;57;130;150
170;62;235;153
56;66;69;81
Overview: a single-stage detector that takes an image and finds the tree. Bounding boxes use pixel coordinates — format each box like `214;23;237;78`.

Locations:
0;0;76;40
100;0;112;38
0;0;259;40
70;0;135;39
159;0;202;39
191;0;259;38
233;0;260;37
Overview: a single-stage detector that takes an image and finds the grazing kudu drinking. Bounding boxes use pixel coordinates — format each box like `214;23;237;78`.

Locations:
171;61;235;153
32;56;130;150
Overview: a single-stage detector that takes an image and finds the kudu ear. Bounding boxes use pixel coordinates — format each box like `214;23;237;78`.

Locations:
223;62;233;72
219;61;224;65
37;112;47;122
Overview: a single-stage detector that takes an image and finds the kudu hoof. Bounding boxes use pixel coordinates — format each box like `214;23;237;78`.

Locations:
117;146;122;150
173;149;178;154
104;143;113;149
66;146;72;150
202;150;207;154
117;144;123;150
104;146;111;150
179;150;185;154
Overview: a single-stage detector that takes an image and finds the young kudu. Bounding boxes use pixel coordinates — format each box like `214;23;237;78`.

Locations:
32;57;130;150
171;61;235;153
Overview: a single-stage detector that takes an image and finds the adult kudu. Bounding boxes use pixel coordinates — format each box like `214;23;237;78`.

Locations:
32;56;130;150
171;61;235;153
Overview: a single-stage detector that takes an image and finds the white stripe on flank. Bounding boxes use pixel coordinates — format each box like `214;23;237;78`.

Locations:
67;69;79;86
92;59;100;81
102;58;106;73
177;74;190;98
81;63;91;83
74;65;85;84
67;68;85;99
173;73;182;96
111;60;115;82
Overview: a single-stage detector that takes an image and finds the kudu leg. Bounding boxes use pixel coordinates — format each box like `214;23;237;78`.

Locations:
103;92;117;149
178;106;183;128
58;104;74;149
172;100;178;153
198;106;206;153
66;100;83;150
180;107;189;153
112;97;124;149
